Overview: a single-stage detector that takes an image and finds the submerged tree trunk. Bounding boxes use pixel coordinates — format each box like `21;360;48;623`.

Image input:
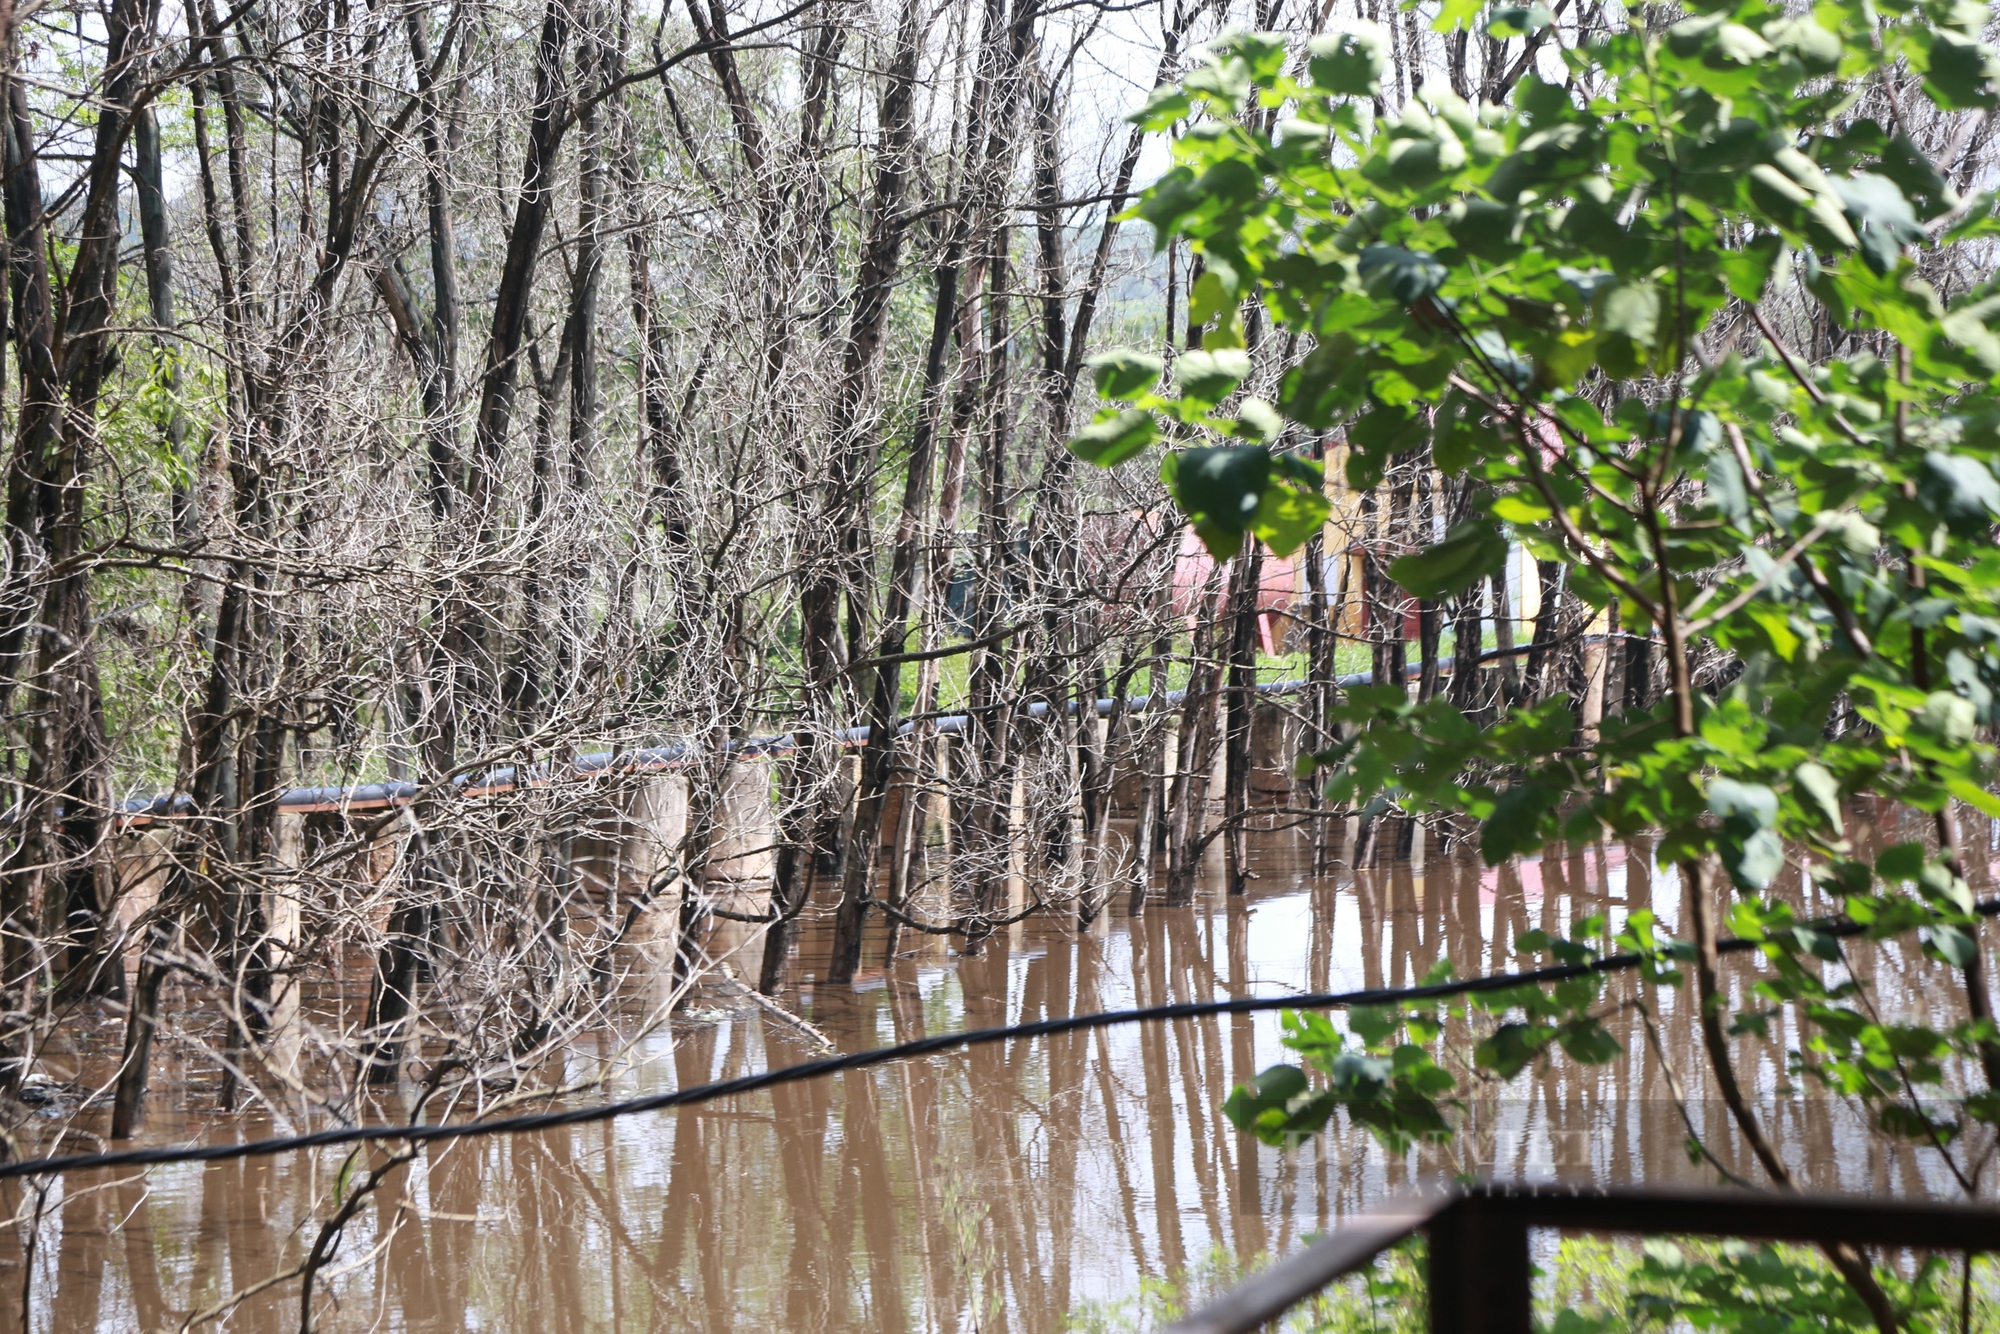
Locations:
1221;541;1263;896
822;0;940;983
1125;637;1172;913
1164;563;1227;908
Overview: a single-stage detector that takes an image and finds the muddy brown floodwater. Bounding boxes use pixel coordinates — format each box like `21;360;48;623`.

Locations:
4;820;1991;1333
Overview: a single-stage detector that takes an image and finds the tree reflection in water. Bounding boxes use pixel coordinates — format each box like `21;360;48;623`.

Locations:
6;815;1988;1332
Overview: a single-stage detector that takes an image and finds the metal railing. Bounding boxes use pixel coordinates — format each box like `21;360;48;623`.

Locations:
1165;1182;2000;1334
109;638;1583;825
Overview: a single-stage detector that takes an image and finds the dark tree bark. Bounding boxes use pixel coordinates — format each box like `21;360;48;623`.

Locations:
820;0;935;982
132;105;193;536
1126;634;1172;912
1164;565;1227;907
470;0;573;487
4;0;159;1068
1221;540;1263;896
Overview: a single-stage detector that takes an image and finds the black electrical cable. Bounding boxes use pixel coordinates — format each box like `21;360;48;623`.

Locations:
4;896;1994;1181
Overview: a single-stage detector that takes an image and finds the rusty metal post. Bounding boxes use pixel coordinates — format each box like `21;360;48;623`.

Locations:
1427;1195;1532;1334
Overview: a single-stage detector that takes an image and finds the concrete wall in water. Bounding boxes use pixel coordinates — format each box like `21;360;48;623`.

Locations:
97;699;1307;999
100;770;749;989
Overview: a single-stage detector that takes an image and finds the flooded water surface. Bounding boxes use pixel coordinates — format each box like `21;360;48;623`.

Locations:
5;823;1987;1332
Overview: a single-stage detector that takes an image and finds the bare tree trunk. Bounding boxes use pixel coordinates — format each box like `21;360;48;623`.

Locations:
822;0;940;983
469;0;571;487
1621;620;1652;713
356;0;571;1069
2;0;154;1075
1081;650;1141;926
109;952;169;1138
1221;541;1263;896
132;105;193;536
553;10;611;697
362;828;434;1083
1415;468;1443;701
1301;516;1336;872
1523;558;1562;703
758;732;823;995
1490;570;1519;703
1126;636;1172;913
1385;461;1414;691
1164;564;1227;907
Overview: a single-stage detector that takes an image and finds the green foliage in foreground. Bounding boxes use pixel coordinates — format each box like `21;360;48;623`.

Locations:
1074;0;2000;1230
1075;1;2000;1322
1079;0;2000;912
1066;1237;2000;1333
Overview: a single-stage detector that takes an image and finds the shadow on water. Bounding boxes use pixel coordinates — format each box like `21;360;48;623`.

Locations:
5;812;1993;1332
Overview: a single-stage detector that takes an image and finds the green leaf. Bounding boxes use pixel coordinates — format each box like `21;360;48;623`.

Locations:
1877;842;1927;882
1938;308;2000;377
1486;4;1551;37
1832;174;1925;274
1711;21;1773;64
1433;390;1502;474
1748;164;1858;252
1357;245;1447;303
1224;1062;1308;1120
1793;760;1844;832
1917;451;2000;532
1183;56;1250;104
1683;116;1770;174
1349;1005;1400;1046
1668;14;1773;67
1946;775;2000;818
1762;14;1840;72
1307;23;1391;98
332;1150;359;1209
1176;348;1252;411
1470;328;1533;390
1879;133;1956;220
1491;493;1553;524
1448;197;1521;259
1233;396;1284;443
1915;691;1979;748
1919;29;2000;110
1128;85;1194;130
1708;777;1777;827
1919;860;1975;914
1346;402;1426;486
1556;1018;1621;1065
1431;0;1484;32
1210;30;1290;84
1254;452;1331;556
1279;335;1364;428
1600;282;1661;345
1136;167;1204;240
1223;1064;1335;1146
1165;445;1269;556
1717;233;1785;302
1089;349;1164;401
1388;520;1508;599
1809;859;1870;896
1067;409;1157;467
1928;923;1978;967
1188;270;1238;329
1480;784;1558;862
1728;828;1792;892
1477;1022;1550;1078
1597;281;1661;375
1709;778;1784;890
1706;450;1751;523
